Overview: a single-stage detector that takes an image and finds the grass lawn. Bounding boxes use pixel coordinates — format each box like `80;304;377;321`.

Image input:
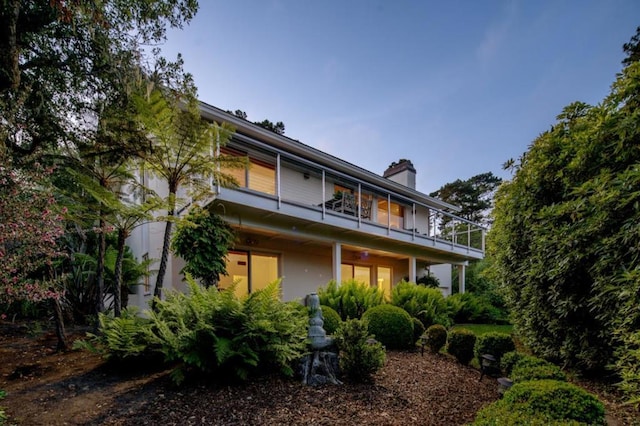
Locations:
451;323;514;335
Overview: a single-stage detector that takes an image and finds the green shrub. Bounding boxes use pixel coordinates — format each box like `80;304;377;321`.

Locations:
0;389;6;426
500;351;526;376
361;305;414;350
412;317;425;346
148;277;308;384
502;380;605;425
319;305;341;335
424;324;447;354
615;328;640;408
447;328;476;364
73;307;157;363
390;281;450;327
474;332;515;364
472;400;583;425
318;280;385;320
335;318;386;382
446;292;508;325
511;359;567;383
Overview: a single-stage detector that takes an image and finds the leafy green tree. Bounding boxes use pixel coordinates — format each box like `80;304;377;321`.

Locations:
136;87;243;299
488;60;640;375
429;172;502;226
622;26;640;66
171;205;236;288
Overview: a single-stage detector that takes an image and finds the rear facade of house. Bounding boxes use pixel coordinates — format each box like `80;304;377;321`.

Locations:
127;103;485;306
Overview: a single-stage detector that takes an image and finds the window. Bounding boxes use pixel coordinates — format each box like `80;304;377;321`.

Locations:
377;200;405;229
377;266;392;299
219;251;279;298
220;148;276;195
341;263;371;286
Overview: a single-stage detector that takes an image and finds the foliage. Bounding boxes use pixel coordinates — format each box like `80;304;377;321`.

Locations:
0;389;5;425
472;401;586;426
255;119;285;135
136;86;241;299
411;317;425;346
74;307;156;362
446;292;507;324
511;361;567;383
317;280;385;321
502;380;605;425
447;328;476;365
334;318;385;383
488;59;640;373
319;305;342;335
622;26;640;66
0;159;65;304
147;277;307;384
361;305;414;350
171;205;236;288
415;273;440;288
424;324;447;354
474;332;515;363
614;325;640;408
429;171;502;226
0;0;198;159
390;281;450;327
500;351;526;376
451;323;513;336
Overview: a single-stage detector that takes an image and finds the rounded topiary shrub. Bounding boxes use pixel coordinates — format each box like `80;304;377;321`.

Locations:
502;380;605;425
447;328;476;365
511;358;567;383
319;305;341;335
475;332;515;364
362;305;414;350
472;400;568;426
412;317;425;346
424;324;447;354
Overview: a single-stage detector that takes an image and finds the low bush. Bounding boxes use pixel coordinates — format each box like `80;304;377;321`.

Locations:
511;359;567;383
335;318;386;383
362;305;414;350
424;324;447;353
319;305;341;335
446;292;508;325
73;307;158;363
615;328;640;408
472;401;579;425
390;281;450;327
412;317;425;346
503;380;605;425
500;351;526;376
447;328;476;364
474;332;515;364
147;277;308;384
318;280;385;320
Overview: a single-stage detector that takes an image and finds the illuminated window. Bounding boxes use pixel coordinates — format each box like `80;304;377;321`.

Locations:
377;266;392;300
219;251;279;298
220;148;275;195
341;263;371;286
377;200;405;229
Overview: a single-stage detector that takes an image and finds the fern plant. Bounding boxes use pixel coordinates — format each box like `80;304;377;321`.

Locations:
390;281;450;327
318;279;385;320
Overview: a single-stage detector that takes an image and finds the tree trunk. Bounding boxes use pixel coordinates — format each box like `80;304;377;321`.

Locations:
113;228;126;317
0;0;21;91
51;297;67;351
95;216;106;315
153;188;176;301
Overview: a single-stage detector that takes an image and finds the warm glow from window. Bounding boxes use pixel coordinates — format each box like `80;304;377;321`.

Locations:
377;200;405;228
377;266;392;299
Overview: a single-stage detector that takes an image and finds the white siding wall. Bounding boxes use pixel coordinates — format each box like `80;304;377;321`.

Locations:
280;167;324;206
429;264;453;297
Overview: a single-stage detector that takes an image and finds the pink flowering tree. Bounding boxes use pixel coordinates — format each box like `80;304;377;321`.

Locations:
0;157;68;349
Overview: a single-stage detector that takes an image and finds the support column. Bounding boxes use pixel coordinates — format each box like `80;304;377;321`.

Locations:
332;242;342;285
458;263;466;294
408;257;417;282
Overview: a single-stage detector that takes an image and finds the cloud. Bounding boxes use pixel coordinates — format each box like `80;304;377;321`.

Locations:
475;1;517;65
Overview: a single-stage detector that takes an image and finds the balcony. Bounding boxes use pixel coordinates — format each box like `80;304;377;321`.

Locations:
211;136;485;263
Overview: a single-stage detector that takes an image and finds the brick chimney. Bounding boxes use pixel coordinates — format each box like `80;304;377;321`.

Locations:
383;159;416;189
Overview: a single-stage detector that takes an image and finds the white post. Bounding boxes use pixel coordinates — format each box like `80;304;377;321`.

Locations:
409;257;417;283
458;264;466;294
333;242;342;285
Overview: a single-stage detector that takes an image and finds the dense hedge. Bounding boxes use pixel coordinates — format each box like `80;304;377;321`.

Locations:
319;305;342;335
424;324;447;354
474;332;515;364
362;304;414;350
474;380;605;425
390;281;450;327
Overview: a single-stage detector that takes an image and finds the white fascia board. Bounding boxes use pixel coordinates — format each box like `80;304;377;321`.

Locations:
198;101;461;213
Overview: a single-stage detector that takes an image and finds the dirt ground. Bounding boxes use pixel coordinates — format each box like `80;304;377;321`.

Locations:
0;321;638;425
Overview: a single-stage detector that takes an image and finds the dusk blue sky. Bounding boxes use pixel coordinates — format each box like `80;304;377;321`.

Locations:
159;1;640;194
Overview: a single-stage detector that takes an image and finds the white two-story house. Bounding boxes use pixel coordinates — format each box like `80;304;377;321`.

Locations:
127;102;485;305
